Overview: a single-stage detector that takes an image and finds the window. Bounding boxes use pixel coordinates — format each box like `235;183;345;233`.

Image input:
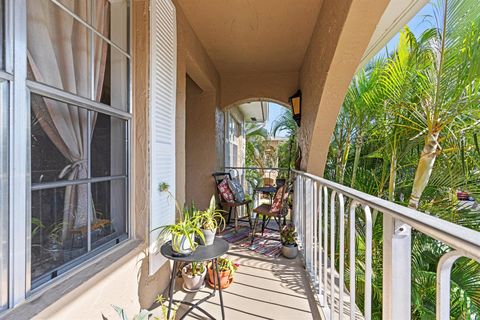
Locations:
30;95;128;287
0;0;131;307
26;0;130;289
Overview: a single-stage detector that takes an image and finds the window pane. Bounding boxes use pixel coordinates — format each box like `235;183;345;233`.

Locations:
31;94;88;184
99;0;129;53
0;81;8;310
97;40;129;111
91;179;127;250
27;0;91;99
31;185;88;288
91;113;127;177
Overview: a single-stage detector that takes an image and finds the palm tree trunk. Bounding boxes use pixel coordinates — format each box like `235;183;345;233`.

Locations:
388;149;397;201
408;132;439;209
350;136;363;188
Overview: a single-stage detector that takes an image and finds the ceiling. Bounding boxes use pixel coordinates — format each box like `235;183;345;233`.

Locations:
237;100;269;123
177;0;323;75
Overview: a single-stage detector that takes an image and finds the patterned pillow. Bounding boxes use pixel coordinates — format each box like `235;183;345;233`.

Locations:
218;178;235;203
271;186;286;213
228;179;245;202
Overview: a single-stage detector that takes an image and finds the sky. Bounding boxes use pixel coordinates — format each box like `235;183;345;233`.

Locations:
378;2;435;57
265;2;436;139
266;102;289;138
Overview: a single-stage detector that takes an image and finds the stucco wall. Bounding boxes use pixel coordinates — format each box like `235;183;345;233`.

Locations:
299;0;389;176
221;71;299;109
175;0;222;210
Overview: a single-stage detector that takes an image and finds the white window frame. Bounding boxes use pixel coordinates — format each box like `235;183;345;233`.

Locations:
4;0;133;310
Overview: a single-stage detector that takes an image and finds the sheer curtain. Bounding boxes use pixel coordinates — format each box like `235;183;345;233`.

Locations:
27;0;109;238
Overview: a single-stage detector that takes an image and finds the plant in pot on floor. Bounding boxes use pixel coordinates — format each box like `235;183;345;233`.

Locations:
280;224;298;259
207;256;239;289
155;183;205;256
196;196;225;245
181;261;207;292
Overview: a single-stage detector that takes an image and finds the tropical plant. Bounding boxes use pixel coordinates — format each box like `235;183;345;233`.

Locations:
325;0;480;318
195;195;225;231
184;261;205;277
215;256;239;275
111;295;178;320
280;225;297;246
154;182;205;253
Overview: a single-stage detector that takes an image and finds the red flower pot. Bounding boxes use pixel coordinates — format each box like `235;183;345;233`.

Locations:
207;262;233;289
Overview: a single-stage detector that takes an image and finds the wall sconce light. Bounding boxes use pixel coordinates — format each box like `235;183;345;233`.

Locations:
289;90;302;127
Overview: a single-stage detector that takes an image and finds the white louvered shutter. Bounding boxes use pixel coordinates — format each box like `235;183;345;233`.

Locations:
149;0;177;275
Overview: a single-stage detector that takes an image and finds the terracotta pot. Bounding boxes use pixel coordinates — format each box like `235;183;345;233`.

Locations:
207;262;233;289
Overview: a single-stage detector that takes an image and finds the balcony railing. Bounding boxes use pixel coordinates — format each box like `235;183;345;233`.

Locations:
292;170;480;320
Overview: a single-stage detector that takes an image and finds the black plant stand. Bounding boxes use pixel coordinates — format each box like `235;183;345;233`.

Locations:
161;238;230;320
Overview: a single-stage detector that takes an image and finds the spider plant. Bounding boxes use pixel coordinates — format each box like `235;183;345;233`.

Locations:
154;183;205;254
195;196;225;231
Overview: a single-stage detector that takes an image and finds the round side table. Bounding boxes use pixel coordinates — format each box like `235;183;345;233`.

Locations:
161;237;230;320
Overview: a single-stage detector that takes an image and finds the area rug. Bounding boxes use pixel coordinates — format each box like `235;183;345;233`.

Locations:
219;225;282;258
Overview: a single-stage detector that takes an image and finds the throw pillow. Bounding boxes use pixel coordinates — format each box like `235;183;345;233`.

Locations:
218;178;235;203
228;179;246;202
271;186;286;213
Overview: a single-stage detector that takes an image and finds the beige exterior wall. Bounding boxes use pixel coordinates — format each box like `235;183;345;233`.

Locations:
298;0;389;176
221;71;299;109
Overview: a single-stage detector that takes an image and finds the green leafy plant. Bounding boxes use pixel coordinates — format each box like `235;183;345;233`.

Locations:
154;183;205;253
215;256;239;275
111;295;178;320
195;196;225;231
185;261;205;277
280;225;297;246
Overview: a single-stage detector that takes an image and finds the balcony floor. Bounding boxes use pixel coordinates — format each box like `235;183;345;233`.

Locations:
155;243;322;320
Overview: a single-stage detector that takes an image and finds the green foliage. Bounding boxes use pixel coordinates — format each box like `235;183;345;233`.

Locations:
154;183;205;252
214;257;239;275
280;224;297;246
326;0;480;318
195;195;226;231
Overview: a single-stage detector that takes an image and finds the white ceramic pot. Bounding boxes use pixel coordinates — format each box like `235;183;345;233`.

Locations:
182;264;206;291
201;228;216;246
282;244;298;259
172;234;194;255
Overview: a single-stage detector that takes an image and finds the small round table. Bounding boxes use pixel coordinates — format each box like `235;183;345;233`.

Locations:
161;237;230;320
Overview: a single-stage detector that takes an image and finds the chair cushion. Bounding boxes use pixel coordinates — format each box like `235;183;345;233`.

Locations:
218;177;235;203
228;179;246;202
271;186;286;213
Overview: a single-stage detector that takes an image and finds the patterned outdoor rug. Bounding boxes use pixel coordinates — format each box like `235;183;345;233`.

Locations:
219;225;282;258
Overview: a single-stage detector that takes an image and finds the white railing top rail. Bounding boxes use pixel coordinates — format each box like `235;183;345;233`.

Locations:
292;169;480;260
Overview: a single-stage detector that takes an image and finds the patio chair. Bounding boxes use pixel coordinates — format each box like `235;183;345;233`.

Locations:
212;172;252;230
250;184;290;244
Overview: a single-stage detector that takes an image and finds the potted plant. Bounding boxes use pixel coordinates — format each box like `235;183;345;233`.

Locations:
155;183;205;256
112;294;178;320
280;224;298;259
181;261;207;292
195;196;225;245
207;256;239;289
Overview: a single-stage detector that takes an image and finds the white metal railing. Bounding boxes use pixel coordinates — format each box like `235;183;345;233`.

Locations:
292;170;480;320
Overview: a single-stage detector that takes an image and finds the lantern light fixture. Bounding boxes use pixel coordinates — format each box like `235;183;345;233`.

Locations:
289;90;302;127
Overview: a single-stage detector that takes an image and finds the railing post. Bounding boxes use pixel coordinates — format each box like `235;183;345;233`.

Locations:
383;216;411;320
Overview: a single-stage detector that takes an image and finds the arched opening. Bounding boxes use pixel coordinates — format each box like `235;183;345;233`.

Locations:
223;98;298;194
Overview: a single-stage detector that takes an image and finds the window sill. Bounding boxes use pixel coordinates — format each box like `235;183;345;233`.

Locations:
2;239;144;320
